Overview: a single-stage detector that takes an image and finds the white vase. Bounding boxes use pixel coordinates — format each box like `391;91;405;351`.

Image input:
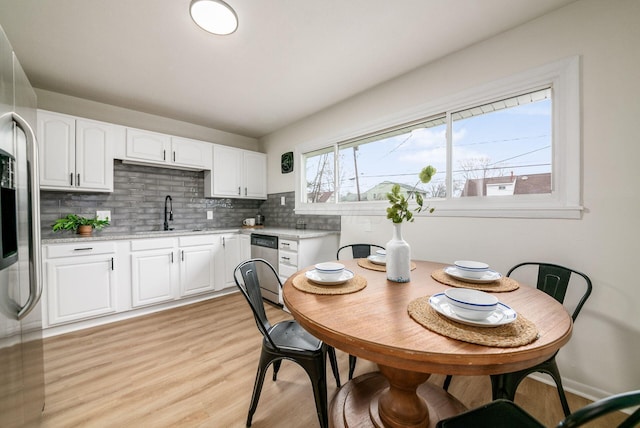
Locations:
386;222;411;283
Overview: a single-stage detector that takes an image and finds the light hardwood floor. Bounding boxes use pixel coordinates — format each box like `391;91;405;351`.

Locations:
41;293;624;427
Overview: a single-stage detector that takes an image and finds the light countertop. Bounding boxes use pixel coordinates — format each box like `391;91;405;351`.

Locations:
42;227;339;244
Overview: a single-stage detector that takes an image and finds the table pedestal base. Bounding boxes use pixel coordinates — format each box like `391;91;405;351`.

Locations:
330;371;466;428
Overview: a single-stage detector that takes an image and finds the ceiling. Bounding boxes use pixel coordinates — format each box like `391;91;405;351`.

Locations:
0;0;576;139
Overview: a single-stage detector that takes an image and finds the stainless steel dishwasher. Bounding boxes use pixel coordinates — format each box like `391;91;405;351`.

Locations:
250;234;281;306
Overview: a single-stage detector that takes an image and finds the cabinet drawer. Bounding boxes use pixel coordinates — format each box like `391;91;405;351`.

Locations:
279;251;298;267
279;239;298;252
179;234;216;247
130;238;175;251
46;241;116;258
279;264;298;279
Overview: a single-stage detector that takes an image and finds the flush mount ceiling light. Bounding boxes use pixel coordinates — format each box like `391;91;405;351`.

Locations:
190;0;238;35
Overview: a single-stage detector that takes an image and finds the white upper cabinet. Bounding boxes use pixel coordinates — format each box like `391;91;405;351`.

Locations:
210;145;243;197
206;145;266;199
125;128;170;163
125;128;212;170
243;150;267;199
171;136;212;170
37;110;118;191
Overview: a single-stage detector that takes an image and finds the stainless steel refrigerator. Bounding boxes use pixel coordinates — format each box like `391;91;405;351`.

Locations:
0;25;45;427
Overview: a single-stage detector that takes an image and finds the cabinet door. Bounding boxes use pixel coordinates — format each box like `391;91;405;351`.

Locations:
243;151;267;199
171;137;212;169
37;111;75;188
222;234;241;288
125;128;171;164
240;234;251;261
46;255;116;325
75;119;114;191
212;145;243;197
179;244;215;297
131;249;176;307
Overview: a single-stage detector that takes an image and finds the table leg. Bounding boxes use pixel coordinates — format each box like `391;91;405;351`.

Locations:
377;365;430;428
330;370;466;428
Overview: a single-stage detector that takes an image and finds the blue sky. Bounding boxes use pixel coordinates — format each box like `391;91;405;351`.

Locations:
335;99;552;198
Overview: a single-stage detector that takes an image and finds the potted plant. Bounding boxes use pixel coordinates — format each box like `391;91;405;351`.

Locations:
52;214;110;237
384;166;436;282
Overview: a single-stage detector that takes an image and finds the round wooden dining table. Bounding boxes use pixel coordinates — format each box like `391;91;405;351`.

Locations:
282;259;573;428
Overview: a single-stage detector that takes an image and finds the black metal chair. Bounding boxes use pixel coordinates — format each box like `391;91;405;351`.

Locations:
443;262;593;416
234;258;341;428
336;243;385;380
336;243;385;260
436;390;640;428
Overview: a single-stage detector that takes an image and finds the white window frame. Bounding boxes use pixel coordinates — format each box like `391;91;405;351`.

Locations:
295;56;581;219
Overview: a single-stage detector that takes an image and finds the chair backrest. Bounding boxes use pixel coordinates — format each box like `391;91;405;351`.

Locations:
556;389;640;428
234;258;281;349
336;244;385;260
507;262;593;321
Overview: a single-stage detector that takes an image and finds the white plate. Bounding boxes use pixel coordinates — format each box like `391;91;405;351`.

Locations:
444;266;502;284
305;269;355;285
428;293;517;327
367;255;386;265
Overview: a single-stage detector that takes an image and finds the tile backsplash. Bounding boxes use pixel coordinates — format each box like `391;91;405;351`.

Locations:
258;192;340;231
41;161;339;239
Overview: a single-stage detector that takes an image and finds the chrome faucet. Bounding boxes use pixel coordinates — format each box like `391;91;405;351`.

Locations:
164;195;173;230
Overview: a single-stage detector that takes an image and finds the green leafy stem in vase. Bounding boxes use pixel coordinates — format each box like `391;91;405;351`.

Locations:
52;214;110;232
386;166;436;223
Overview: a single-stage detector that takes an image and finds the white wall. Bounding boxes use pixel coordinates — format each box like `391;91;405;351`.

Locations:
260;0;640;398
35;89;259;151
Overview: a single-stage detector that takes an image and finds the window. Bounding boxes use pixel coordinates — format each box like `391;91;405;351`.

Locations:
296;57;581;219
452;88;552;199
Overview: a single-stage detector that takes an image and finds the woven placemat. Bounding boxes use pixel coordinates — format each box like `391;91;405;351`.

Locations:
357;258;417;272
292;272;367;295
407;295;538;348
431;268;519;292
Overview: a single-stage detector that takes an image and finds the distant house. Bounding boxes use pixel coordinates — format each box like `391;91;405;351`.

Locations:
307;190;334;202
461;172;551;197
360;181;427;201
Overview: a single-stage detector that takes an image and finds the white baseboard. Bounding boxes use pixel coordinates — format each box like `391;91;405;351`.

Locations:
529;373;612;403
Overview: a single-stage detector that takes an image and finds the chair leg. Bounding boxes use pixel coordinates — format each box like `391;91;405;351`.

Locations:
327;346;341;387
443;374;453;391
348;355;357;380
544;359;572;417
491;372;524;402
272;360;282;381
305;358;329;428
247;351;273;427
491;357;571;417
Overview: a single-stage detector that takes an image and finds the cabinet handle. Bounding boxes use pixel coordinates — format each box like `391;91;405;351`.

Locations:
73;247;93;251
237;186;241;195
173;151;176;162
111;257;114;270
77;173;80;186
163;150;166;161
170;252;174;263
245;187;247;196
222;237;226;248
70;173;73;186
281;256;290;261
281;242;290;247
181;250;184;261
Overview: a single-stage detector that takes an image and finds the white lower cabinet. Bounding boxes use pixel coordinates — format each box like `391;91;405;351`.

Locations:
44;242;117;326
215;233;241;291
178;236;217;297
130;238;177;308
278;235;339;286
41;232;315;331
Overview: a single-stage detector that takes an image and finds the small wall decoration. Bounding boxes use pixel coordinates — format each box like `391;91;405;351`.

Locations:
281;151;294;174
